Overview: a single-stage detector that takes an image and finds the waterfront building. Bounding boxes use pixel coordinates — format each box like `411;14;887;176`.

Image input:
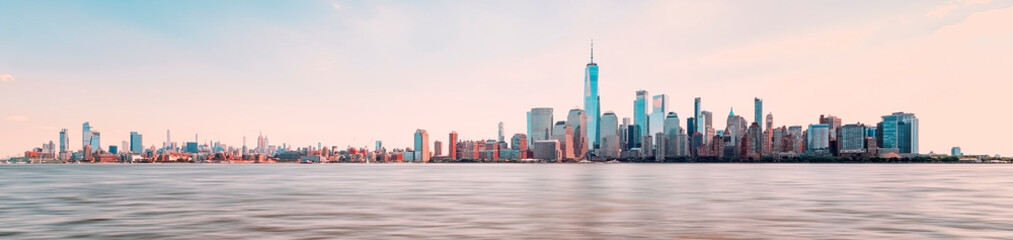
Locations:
952;147;962;157
414;129;430;162
600;112;620;158
130;131;143;153
839;124;868;154
694;97;703;134
754;97;763;125
449;131;458;159
877;112;919;154
498;122;504;143
820;115;843;140
59;129;69;152
650;94;669;136
634;90;649;140
434;140;443;157
807;124;831;153
532;140;561;161
527;108;554;143
510;133;527;151
567;108;588;158
551;121;574;159
663;112;682;157
584;41;601;150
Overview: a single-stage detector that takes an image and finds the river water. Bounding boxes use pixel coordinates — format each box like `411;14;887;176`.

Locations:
1;164;1011;239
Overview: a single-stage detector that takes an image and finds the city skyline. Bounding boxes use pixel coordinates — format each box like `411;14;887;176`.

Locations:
3;1;1013;157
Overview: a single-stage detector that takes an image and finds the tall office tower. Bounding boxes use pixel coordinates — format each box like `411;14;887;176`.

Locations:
434;140;443;157
567;108;588;159
90;132;101;152
951;147;962;157
59;128;69;152
748;123;763;155
788;126;804;153
414;129;430;162
702;111;714;141
449;131;459;159
511;134;528;151
725;108;748;147
527;108;554;143
694;97;703;134
754;97;763;125
764;113;774;154
498;122;504;143
650;94;669;136
686;117;696;137
82;122;92;151
375;140;383;152
819;114;843;140
584;40;601;151
633;90;649;141
839;124;867;154
600;112;620;158
807;124;831;153
166;129;171;148
552;121;574;159
121;140;129;153
664;112;682;157
877;112;919;154
619;117;631;151
130;131;143;153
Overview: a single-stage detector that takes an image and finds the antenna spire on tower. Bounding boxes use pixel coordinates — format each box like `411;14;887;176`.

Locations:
590;38;594;63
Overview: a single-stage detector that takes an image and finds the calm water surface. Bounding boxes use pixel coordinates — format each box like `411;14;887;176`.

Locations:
1;164;1012;239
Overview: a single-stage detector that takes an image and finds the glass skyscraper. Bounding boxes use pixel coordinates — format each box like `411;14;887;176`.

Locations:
634;90;649;140
59;128;69;152
130;131;143;153
527;108;554;143
694;97;702;134
649;94;668;137
583;41;600;151
754;97;763;125
878;112;919;154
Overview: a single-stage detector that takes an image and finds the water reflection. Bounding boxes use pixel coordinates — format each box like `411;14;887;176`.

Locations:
1;164;1012;239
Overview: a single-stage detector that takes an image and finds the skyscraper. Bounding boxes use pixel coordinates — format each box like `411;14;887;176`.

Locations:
449;131;458;159
694;97;703;134
434;140;443;157
59;128;69;152
414;129;430;162
527;108;554;143
807;124;831;153
567;108;588;159
551;121;574;159
497;122;504;143
649;94;669;136
877;112;919;154
754;97;763;125
130;131;143;153
663;112;682;157
583;40;601;151
82;122;93;152
599;112;620;158
633;90;649;148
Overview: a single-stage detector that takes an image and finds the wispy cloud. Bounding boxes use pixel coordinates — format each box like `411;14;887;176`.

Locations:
4;115;29;122
927;0;993;17
0;74;13;83
332;2;341;11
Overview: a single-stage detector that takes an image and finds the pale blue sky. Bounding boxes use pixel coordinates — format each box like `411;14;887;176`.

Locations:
2;0;1012;157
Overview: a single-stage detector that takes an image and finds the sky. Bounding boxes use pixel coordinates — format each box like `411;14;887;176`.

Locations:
1;0;1012;157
